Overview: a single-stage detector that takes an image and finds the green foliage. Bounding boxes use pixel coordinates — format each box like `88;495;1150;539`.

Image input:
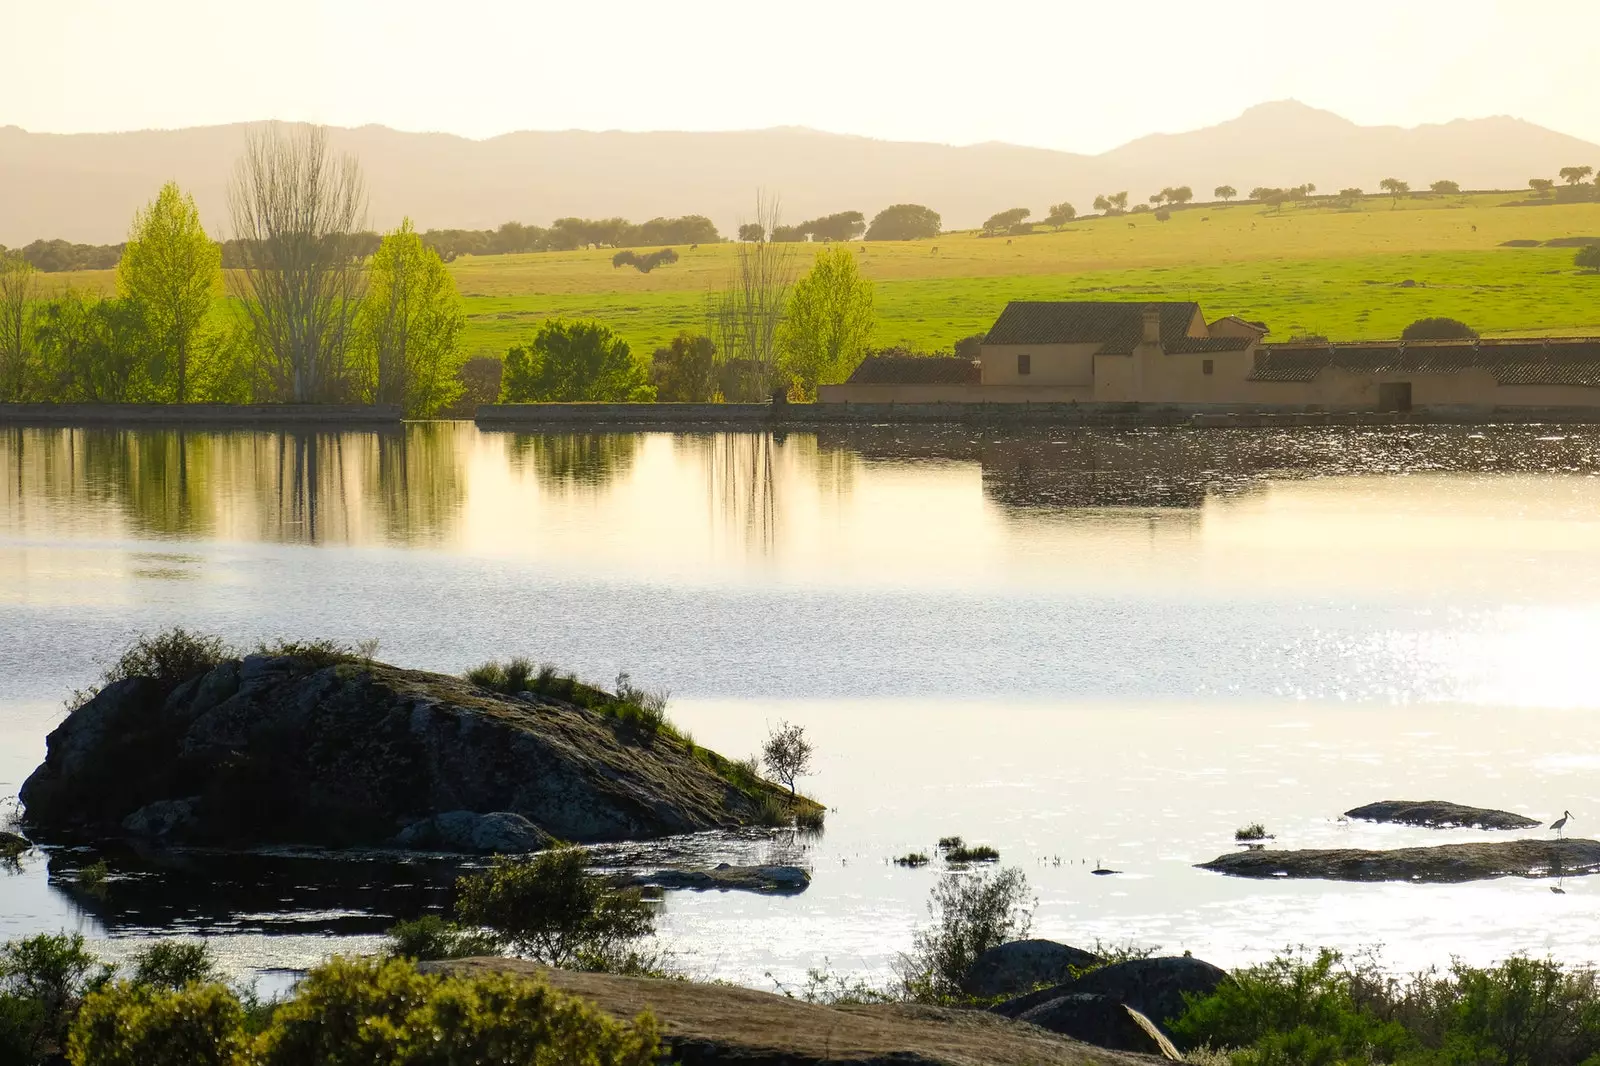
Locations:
897;866;1034;1003
1044;202;1076;227
357;218;467;416
251;637;366;669
500;318;654;402
778;246;875;398
117;181;222;403
1173;949;1600;1066
865;204;941;241
464;661;671;739
1235;823;1268;841
454;846;657;971
256;956;660;1066
128;941;221;991
385;916;504;962
937;835;964;849
981;208;1031;236
0;932;110;1063
737;223;765;242
611;248;679;273
649;331;718;401
1560;166;1593;186
1401;316;1477;341
68;980;244;1066
797;211;867;243
1216;185;1238;201
894;853;930;867
761;720;814;797
943;844;999;863
1576;244;1600;271
1430;180;1461;195
92;627;232;696
33;290;152;403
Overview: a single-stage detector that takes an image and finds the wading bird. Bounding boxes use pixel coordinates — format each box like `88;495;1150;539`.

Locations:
1551;810;1573;839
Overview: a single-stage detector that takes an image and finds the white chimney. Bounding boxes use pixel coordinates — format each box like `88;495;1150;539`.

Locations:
1141;306;1163;346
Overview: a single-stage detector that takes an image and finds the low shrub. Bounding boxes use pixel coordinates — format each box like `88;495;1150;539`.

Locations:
794;803;826;832
894;853;930;867
384;915;503;961
127;941;219;991
0;932;110;1064
70;629;233;708
944;844;999;864
897;866;1034;1003
454;846;657;972
1235;823;1268;842
255;956;659;1066
752;792;790;827
252;638;364;669
464;662;674;741
67;980;245;1066
937;835;964;849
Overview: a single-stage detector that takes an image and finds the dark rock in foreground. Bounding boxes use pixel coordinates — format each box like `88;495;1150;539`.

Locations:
21;654;803;852
620;863;810;894
993;956;1229;1036
966;939;1103;998
430;958;1157;1065
1199;839;1600;883
1345;799;1540;831
1016;995;1180;1060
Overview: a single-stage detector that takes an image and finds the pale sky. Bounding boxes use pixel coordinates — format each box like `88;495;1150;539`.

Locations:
8;0;1600;152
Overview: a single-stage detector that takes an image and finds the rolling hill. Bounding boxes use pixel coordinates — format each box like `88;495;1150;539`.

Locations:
3;102;1599;245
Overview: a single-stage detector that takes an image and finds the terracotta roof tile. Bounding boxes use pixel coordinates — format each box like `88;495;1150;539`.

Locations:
983;301;1200;352
845;355;980;385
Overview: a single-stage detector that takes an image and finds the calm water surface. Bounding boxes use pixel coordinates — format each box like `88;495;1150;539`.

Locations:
4;422;1600;988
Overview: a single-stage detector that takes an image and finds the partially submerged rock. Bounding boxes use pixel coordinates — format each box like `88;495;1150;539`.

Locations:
1015;995;1181;1060
21;654;805;852
994;956;1229;1035
1345;799;1540;831
966;939;1103;998
430;957;1156;1065
619;863;810;894
1199;839;1600;884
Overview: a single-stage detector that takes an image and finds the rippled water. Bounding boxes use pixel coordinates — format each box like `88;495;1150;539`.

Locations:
3;422;1600;988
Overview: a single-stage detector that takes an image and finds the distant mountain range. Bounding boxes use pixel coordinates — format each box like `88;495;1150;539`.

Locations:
3;101;1599;246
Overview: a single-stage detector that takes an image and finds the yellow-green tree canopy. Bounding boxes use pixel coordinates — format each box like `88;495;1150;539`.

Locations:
117;182;221;403
357;218;466;416
778;246;875;399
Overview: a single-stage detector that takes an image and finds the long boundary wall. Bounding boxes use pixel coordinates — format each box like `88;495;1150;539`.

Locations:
0;404;403;425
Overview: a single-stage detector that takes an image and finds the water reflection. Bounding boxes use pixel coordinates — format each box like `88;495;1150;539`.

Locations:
505;432;641;494
0;424;469;546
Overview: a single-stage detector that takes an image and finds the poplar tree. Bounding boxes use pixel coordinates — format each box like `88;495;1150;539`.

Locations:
778;245;875;399
117;182;221;403
357;219;466;416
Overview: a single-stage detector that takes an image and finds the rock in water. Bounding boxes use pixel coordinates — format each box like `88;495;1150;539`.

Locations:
20;654;802;851
1200;839;1600;883
1017;994;1182;1059
965;939;1104;998
619;864;811;894
1344;799;1540;830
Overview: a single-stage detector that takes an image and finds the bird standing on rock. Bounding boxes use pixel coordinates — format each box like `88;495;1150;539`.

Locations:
1551;810;1572;840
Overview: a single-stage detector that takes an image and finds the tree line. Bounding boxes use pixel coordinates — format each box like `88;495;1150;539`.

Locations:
0;127;468;414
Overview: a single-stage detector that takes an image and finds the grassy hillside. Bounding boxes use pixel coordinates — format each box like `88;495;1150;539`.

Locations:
41;192;1600;359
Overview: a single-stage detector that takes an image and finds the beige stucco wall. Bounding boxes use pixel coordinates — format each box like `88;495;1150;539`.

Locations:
980;343;1099;386
1126;346;1259;403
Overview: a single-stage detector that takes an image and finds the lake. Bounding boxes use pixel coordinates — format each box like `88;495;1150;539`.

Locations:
3;421;1600;990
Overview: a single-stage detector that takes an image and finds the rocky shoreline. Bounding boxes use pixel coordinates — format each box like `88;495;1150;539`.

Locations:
1200;838;1600;883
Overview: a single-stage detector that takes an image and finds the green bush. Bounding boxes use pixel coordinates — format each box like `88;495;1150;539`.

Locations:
897;866;1034;1003
464;662;673;741
944;844;999;864
499;318;655;403
0;932;110;1063
251;638;364;669
1235;823;1268;842
128;941;221;991
454;846;657;972
385;916;504;962
67;981;245;1066
98;628;232;693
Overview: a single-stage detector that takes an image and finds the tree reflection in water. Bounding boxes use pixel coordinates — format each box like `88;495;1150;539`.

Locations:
506;432;641;493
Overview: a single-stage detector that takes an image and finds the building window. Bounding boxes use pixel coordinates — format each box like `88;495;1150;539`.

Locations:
1202;359;1214;375
1017;353;1031;376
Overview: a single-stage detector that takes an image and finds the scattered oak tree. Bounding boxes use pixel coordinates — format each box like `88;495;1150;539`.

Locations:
650;331;718;402
1430;180;1461;195
1044;202;1076;227
1379;177;1410;206
864;204;941;241
116;182;221;404
981;207;1031;236
737;223;765;242
778;245;875;399
500;318;654;402
1401;316;1477;341
355;218;466;416
1560;166;1594;186
1214;185;1237;202
1576;245;1600;271
1530;178;1556;198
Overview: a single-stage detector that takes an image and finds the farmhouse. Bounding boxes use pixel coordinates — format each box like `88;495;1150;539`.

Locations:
818;300;1600;413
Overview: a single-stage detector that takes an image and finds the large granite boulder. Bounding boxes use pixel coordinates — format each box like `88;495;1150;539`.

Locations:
1016;994;1181;1059
965;938;1103;998
1200;840;1600;883
1345;799;1540;830
994;955;1229;1034
21;654;802;852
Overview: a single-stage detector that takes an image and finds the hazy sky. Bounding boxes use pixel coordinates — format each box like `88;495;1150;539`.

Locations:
10;0;1600;151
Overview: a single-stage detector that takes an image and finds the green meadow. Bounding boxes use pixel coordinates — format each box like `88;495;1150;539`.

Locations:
46;191;1600;358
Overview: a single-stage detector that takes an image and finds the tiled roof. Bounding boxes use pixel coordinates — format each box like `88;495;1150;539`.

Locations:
983;301;1201;352
845;354;981;385
1166;336;1255;354
1249;339;1600;387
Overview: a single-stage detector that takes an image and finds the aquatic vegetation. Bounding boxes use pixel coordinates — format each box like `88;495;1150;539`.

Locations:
937;835;964;850
894;853;930;867
944;844;1000;864
1234;823;1269;842
384;915;504;962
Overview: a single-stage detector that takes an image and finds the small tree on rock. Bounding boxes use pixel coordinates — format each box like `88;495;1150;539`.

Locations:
762;720;813;797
